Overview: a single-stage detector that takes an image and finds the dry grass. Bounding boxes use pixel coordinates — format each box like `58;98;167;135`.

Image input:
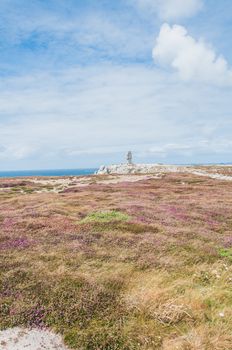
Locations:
1;172;232;349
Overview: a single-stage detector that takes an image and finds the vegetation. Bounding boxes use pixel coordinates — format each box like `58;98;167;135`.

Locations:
81;210;130;223
1;172;232;349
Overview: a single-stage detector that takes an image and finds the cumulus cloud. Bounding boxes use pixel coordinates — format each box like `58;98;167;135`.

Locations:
132;0;203;20
152;23;232;85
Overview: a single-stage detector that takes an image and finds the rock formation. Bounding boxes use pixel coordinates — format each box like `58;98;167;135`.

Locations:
96;163;187;175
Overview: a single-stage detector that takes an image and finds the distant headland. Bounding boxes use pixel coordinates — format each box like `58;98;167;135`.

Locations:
96;152;232;180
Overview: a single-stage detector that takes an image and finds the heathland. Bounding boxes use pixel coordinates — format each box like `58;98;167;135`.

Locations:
1;167;232;349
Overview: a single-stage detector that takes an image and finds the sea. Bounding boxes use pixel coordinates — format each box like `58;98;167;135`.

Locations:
0;168;98;178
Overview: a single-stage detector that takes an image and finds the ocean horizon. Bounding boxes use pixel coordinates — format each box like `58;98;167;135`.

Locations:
1;163;231;179
0;168;98;178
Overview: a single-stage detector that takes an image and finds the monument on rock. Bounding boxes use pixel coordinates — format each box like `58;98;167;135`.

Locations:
97;151;181;175
97;151;172;174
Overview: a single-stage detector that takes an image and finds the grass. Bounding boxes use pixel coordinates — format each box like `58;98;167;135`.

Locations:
1;172;232;349
219;248;232;260
81;210;130;223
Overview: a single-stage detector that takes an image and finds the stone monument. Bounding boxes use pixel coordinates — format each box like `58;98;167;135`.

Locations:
127;151;133;165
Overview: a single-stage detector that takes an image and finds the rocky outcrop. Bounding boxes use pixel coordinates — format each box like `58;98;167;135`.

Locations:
0;327;70;350
96;163;188;175
96;163;232;181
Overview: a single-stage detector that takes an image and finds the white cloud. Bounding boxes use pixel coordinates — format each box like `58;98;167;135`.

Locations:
132;0;203;20
0;2;152;62
0;144;36;160
157;0;203;20
0;1;232;170
152;23;232;85
0;64;232;169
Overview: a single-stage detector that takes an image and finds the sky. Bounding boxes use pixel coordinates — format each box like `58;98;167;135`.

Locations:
0;0;232;170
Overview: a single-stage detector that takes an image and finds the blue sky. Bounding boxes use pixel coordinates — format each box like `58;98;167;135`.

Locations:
0;0;232;169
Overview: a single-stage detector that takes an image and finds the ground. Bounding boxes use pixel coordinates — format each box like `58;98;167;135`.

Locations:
1;169;232;349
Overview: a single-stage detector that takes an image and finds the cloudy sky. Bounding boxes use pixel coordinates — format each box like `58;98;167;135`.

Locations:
0;0;232;170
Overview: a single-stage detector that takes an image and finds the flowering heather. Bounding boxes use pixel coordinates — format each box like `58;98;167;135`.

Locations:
26;305;47;328
0;237;34;250
1;171;232;349
223;236;232;248
2;218;16;231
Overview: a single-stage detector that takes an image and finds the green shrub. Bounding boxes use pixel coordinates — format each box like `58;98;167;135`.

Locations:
81;211;130;223
219;248;232;260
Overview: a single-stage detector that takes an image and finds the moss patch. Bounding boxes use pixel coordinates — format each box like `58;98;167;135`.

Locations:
219;248;232;260
81;210;130;223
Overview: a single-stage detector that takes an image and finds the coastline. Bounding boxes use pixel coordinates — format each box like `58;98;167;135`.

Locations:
96;163;232;181
1;165;232;196
0;168;98;179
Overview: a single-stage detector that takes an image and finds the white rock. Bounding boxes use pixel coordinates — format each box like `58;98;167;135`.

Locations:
0;327;70;350
96;163;188;175
96;163;232;181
